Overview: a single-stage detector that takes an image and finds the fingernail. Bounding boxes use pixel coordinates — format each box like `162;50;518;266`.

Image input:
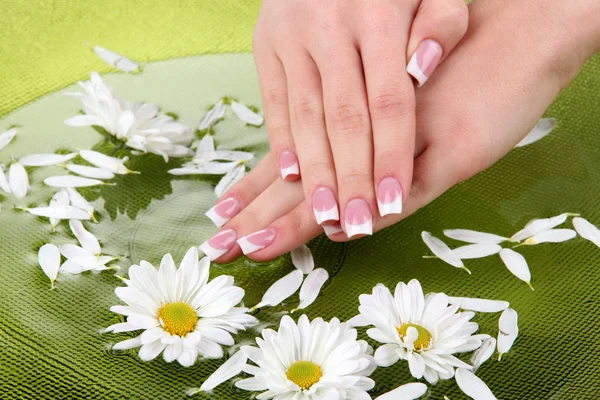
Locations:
237;228;277;255
323;222;343;236
406;39;443;87
344;198;373;238
377;177;403;217
205;197;242;227
199;229;238;260
279;149;300;180
312;187;339;224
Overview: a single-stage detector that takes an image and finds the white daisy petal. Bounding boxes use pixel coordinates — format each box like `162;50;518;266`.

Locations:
499;249;533;290
510;212;577;242
421;232;467;272
453;244;502;259
198;100;226;131
230;101;264;126
497;308;518;360
0;164;11;194
139;341;167;361
64;115;105;127
443;229;508;244
515;118;556;148
573;217;600;248
291;244;315;274
44;175;109;188
66;164;115;179
200;351;248;392
8;163;29;198
215;164;245;198
253;269;304;309
470;336;496;371
195;134;217;160
112;336;142;351
21;206;92;220
447;297;509;313
92;46;140;72
19;153;77;167
0;128;18;152
69;220;101;256
79;150;136;175
376;382;428;400
455;368;497;400
48;190;70;230
294;268;328;311
213;150;254;162
519;228;576;246
66;188;95;218
38;244;61;288
374;343;401;367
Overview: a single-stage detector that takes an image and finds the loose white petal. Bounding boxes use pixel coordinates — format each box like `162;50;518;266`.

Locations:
421;231;468;272
573;217;600;248
511;212;578;242
294;268;328;311
471;336;496;371
455;368;497;400
230;101;264;126
66;164;115;179
497;308;519;360
519;228;576;246
194;134;217;160
213;150;254;162
291;244;314;274
19;153;77;167
499;249;533;290
0;128;18;152
515;118;556;147
198;100;226;130
215;164;245;198
59;243;94;259
377;382;428;400
443;229;508;244
448;297;509;313
93;46;140;72
252;269;304;309
0;164;11;194
66;188;95;218
44;175;108;188
79;150;136;174
49;190;70;230
21;206;92;220
453;244;502;259
38;244;61;288
200;351;247;392
9;163;29;198
202;161;241;175
69;220;101;256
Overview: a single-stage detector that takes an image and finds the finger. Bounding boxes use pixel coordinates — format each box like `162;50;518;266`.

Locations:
205;152;277;227
313;40;377;239
282;49;340;227
406;0;469;86
253;41;300;181
358;5;415;221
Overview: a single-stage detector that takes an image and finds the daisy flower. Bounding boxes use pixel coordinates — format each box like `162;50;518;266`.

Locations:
106;247;257;366
229;315;376;398
356;279;480;384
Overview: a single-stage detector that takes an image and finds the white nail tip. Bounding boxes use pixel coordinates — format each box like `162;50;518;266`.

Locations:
236;237;264;255
378;196;403;217
313;206;339;225
280;164;299;179
345;220;373;238
205;207;230;227
323;224;343;236
199;241;228;261
406;55;428;87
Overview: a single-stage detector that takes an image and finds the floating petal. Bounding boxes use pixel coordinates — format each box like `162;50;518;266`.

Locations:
8;163;29;198
215;164;245;198
198;100;226;131
69;220;101;256
44;175;108;188
21;206;92;220
66;188;95;218
294;268;328;312
213;150;254;162
252;269;303;309
443;229;508;244
377;382;428;399
92;46;140;72
499;249;533;290
38;244;61;288
230;101;264;126
573;217;600;248
49;190;70;230
497;308;519;360
19;153;77;167
291;244;314;274
194;134;217;161
79;150;136;174
519;228;576;246
0;128;18;152
66;164;115;179
471;336;496;371
515;118;556;147
200;350;247;392
455;368;497;400
510;212;578;242
453;244;502;259
421;231;468;272
0;164;11;194
448;297;509;313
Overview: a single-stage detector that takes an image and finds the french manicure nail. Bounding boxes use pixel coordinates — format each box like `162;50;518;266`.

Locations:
205;197;242;227
406;39;443;87
237;228;277;255
377;177;403;217
312;187;339;224
279;149;300;180
344;198;373;238
323;222;343;236
199;229;238;260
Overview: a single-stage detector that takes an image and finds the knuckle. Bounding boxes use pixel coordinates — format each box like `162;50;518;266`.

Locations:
293;98;322;125
302;159;333;182
328;103;370;136
263;87;287;107
369;92;414;121
238;209;262;230
427;2;469;38
340;167;371;188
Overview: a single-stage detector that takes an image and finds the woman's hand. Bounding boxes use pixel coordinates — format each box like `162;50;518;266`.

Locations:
252;0;468;238
200;0;600;262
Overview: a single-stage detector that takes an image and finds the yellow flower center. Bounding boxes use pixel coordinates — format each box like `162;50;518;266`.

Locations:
397;323;432;350
286;361;323;390
157;302;198;336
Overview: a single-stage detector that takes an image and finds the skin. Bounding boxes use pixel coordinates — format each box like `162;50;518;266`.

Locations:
214;0;600;263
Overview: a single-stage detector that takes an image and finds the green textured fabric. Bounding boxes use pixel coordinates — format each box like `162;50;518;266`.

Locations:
1;2;600;400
